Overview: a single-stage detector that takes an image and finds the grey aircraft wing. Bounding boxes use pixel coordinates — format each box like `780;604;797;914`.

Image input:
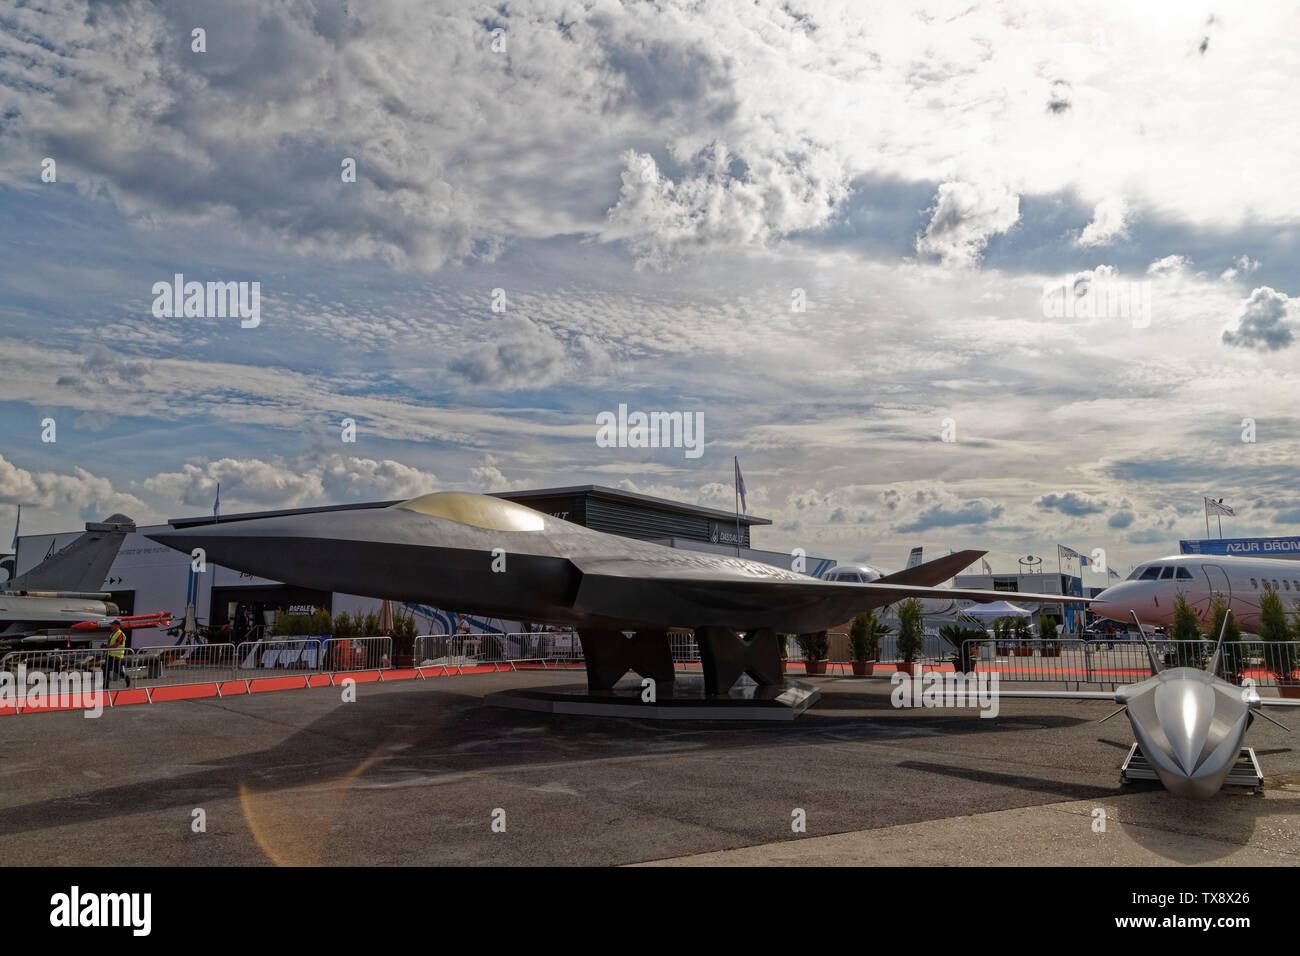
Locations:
571;555;1092;633
875;549;985;586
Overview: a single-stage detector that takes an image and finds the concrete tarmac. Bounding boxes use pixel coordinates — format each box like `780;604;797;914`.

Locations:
0;671;1295;866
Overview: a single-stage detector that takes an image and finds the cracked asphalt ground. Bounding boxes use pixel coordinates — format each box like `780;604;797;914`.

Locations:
1;671;1297;865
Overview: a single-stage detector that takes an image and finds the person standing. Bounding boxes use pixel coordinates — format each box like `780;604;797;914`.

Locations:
102;620;131;688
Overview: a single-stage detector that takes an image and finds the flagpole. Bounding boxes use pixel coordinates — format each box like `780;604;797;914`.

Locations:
733;457;741;557
1204;497;1210;538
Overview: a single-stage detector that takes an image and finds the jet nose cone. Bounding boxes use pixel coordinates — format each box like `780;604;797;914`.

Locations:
1091;584;1126;622
146;513;332;575
1153;678;1216;775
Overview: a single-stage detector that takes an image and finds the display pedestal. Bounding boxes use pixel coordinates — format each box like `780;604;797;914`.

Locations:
485;675;820;721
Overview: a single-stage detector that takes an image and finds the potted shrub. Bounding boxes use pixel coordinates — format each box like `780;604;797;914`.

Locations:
1259;587;1300;697
1012;616;1034;655
895;598;924;675
1206;595;1244;682
849;610;886;676
994;617;1014;656
390;607;418;667
796;631;830;674
1169;594;1208;668
1039;615;1061;657
939;624;983;673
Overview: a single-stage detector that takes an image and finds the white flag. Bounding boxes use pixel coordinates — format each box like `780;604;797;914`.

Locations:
1205;497;1234;517
1057;544;1081;562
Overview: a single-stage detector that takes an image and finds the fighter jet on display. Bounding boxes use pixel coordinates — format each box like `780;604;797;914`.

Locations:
148;491;1088;693
0;514;136;642
978;612;1300;799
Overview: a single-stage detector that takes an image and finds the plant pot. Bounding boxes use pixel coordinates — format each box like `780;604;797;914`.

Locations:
996;644;1014;655
395;654;415;668
895;662;916;676
804;659;828;675
1013;647;1034;657
1040;647;1061;658
851;660;875;677
1277;682;1300;699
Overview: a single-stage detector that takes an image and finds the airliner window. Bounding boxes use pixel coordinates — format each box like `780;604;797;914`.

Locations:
1139;566;1161;580
1176;567;1193;579
1159;566;1175;579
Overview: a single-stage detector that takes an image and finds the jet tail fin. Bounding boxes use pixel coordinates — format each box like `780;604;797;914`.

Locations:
877;549;985;588
905;547;923;569
1130;611;1163;675
1206;608;1232;677
7;514;134;593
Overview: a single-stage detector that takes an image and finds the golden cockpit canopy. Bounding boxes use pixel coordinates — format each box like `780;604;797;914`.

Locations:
393;492;547;532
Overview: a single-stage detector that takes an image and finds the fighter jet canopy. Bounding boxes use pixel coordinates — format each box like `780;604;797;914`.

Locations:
393;492;547;532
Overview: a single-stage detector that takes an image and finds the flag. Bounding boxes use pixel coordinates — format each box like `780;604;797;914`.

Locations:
981;557;992;574
1057;544;1081;562
213;482;220;520
1109;568;1120;580
1205;497;1234;517
1079;554;1090;568
10;504;18;551
734;458;747;514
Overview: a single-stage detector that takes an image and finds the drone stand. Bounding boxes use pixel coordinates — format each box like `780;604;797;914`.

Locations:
1120;744;1263;793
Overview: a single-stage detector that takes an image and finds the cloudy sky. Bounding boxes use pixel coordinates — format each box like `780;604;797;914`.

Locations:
1;0;1298;577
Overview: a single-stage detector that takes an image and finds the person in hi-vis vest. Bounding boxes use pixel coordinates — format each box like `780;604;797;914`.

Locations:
102;620;131;688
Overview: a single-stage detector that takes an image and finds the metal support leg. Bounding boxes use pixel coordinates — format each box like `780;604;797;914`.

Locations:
580;629;676;691
693;626;783;696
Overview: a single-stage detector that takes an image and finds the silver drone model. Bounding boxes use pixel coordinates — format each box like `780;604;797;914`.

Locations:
993;611;1299;799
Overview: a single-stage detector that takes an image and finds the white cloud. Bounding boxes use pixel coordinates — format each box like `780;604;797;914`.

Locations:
0;454;154;524
1077;197;1128;247
915;181;1021;268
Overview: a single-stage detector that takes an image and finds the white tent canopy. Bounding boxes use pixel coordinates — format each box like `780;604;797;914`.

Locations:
956;600;1033;621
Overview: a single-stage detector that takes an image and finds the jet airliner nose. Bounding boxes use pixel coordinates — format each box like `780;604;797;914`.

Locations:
1090;583;1132;622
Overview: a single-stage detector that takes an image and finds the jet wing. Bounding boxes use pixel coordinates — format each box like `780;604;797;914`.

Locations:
875;549;985;587
973;689;1118;701
571;554;1091;631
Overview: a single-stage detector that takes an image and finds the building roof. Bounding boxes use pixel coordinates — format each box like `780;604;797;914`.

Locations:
167;484;770;528
498;484;771;526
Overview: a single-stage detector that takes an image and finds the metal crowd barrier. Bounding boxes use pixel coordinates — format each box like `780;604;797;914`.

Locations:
324;636;392;673
133;642;239;691
413;631;580;673
236;638;328;673
960;638;1296;689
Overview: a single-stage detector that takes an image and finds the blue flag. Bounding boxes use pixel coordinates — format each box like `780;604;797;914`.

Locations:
734;458;747;513
213;482;220;520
